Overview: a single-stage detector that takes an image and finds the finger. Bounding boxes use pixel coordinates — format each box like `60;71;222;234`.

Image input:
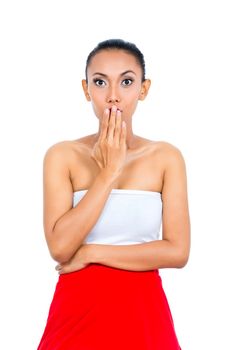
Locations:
99;109;110;142
107;105;117;141
55;264;62;271
114;109;122;144
58;265;67;274
120;120;127;147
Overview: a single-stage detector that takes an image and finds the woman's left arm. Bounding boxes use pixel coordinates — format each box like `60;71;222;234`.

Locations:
57;144;191;273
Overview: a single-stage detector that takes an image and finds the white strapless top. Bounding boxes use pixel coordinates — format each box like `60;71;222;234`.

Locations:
73;189;162;245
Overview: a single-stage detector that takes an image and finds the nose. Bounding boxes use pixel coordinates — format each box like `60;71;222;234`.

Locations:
107;86;121;104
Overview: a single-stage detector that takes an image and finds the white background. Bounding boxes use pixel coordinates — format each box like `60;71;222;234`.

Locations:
0;1;232;349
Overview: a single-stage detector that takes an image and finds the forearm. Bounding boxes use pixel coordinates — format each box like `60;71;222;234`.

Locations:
89;240;189;271
51;170;119;264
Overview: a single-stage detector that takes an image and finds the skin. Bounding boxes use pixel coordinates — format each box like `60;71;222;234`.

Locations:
42;49;190;274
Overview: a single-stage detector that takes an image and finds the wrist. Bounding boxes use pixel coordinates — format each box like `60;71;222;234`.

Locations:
84;244;98;264
98;168;120;185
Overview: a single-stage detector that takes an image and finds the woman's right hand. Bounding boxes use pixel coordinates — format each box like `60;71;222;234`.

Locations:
91;105;127;177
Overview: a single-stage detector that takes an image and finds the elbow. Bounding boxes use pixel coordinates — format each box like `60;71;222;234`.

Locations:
49;239;83;264
47;228;76;264
176;250;190;268
46;226;84;264
49;241;72;264
51;249;70;264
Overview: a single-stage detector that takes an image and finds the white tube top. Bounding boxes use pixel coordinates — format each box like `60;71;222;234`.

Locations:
73;189;162;245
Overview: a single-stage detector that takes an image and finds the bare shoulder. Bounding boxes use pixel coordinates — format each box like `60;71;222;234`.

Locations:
150;140;186;166
151;141;188;198
43;139;88;165
44;140;69;161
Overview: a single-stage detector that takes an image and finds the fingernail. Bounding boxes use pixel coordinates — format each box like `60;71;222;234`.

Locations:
111;105;117;112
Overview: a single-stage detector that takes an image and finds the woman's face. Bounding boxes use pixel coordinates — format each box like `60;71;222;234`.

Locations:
82;49;150;121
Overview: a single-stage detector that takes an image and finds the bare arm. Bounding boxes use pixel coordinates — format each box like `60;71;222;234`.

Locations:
85;240;186;272
43;107;127;264
43;148;117;264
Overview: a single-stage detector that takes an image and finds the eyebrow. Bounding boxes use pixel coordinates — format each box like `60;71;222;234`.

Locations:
92;70;137;78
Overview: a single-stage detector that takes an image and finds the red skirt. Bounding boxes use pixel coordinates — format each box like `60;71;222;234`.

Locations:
37;264;181;349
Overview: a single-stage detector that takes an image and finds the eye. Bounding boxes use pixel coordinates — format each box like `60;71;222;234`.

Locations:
93;79;106;87
122;78;133;86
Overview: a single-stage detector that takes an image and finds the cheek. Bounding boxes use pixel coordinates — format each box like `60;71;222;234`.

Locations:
89;89;104;107
126;91;140;107
90;98;104;119
126;86;141;100
123;101;139;119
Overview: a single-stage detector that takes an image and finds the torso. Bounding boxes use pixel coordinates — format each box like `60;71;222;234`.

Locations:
64;134;166;194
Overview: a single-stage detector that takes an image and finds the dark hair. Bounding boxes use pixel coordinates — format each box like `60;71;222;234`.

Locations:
85;39;146;83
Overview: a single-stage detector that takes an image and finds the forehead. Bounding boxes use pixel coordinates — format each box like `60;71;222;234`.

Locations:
87;49;141;76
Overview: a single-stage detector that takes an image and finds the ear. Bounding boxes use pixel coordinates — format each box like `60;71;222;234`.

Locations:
82;79;91;101
139;79;151;101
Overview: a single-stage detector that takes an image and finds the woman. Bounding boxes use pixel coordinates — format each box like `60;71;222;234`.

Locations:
37;39;190;349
